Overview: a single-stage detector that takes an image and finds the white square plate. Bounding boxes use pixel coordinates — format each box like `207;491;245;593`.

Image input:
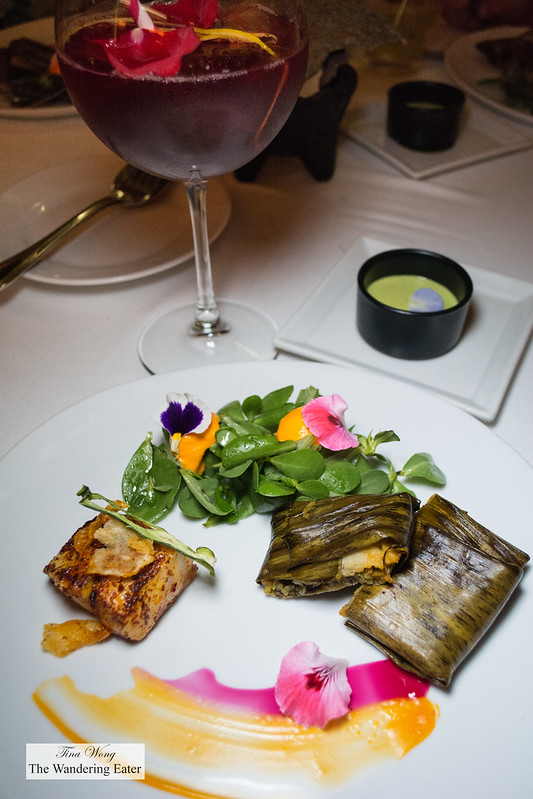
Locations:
343;101;532;178
274;235;533;421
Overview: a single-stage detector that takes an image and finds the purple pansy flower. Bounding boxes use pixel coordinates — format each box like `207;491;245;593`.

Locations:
160;393;211;441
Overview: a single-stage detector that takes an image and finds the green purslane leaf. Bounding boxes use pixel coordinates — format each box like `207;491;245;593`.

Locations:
121;434;181;523
178;484;209;519
357;430;400;456
217;399;246;422
400;452;446;485
248;481;289;514
256;479;296;497
296;479;330;499
261;385;295;411
269;448;324;482
215;426;237;447
373;430;401;447
320;459;361;493
252;385;302;428
353;454;372;474
356;469;391;495
220;433;297;469
218;415;270;437
253;403;296;429
391;477;416;497
180;470;229;516
242;394;262;419
77;485;216;576
295;385;320;406
214;484;237;515
217;460;253;478
373;453;398;484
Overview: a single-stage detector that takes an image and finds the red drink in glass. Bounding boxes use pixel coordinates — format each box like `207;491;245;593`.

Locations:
55;0;308;371
58;15;308;179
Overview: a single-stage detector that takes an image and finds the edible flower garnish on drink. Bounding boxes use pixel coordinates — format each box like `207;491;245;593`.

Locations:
110;0;276;77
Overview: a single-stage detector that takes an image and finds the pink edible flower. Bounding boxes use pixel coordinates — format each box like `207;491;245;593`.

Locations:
275;641;352;728
120;0;155;30
301;394;359;451
111;0;218;77
106;25;200;76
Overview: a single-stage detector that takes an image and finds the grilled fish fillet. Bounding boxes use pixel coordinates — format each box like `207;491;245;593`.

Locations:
44;513;197;641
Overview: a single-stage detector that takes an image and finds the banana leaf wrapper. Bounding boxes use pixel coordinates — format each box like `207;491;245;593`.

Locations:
341;494;530;687
256;492;419;598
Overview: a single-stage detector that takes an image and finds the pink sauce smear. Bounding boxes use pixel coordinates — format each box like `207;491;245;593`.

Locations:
166;659;429;715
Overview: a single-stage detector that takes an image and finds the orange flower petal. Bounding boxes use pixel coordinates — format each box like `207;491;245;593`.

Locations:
177;413;220;474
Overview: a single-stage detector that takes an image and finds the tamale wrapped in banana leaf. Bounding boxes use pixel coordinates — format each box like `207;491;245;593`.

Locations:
256;493;418;598
341;494;530;687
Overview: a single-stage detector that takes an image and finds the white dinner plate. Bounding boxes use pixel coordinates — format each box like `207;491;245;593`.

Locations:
0;155;231;286
343;100;532;179
274;232;533;422
444;26;533;127
0;360;531;799
0;17;76;119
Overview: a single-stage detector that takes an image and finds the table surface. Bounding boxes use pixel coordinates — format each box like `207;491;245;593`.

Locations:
1;36;532;467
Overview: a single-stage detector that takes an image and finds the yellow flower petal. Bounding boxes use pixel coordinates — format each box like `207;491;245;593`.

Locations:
194;27;276;56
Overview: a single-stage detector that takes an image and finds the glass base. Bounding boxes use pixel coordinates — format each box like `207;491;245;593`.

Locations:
138;299;278;373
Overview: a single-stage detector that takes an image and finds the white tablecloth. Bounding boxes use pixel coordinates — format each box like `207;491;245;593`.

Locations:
1;53;532;465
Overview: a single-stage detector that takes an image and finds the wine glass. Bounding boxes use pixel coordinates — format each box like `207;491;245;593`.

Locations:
55;0;308;372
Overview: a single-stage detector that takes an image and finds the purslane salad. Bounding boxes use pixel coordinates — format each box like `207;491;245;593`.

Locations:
79;385;446;575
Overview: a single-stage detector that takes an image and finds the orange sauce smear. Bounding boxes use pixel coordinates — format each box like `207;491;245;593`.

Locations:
34;668;437;796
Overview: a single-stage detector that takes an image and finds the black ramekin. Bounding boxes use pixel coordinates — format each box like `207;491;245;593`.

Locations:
387;81;466;151
356;248;473;359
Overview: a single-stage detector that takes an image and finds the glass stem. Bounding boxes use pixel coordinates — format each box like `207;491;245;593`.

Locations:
185;179;229;336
